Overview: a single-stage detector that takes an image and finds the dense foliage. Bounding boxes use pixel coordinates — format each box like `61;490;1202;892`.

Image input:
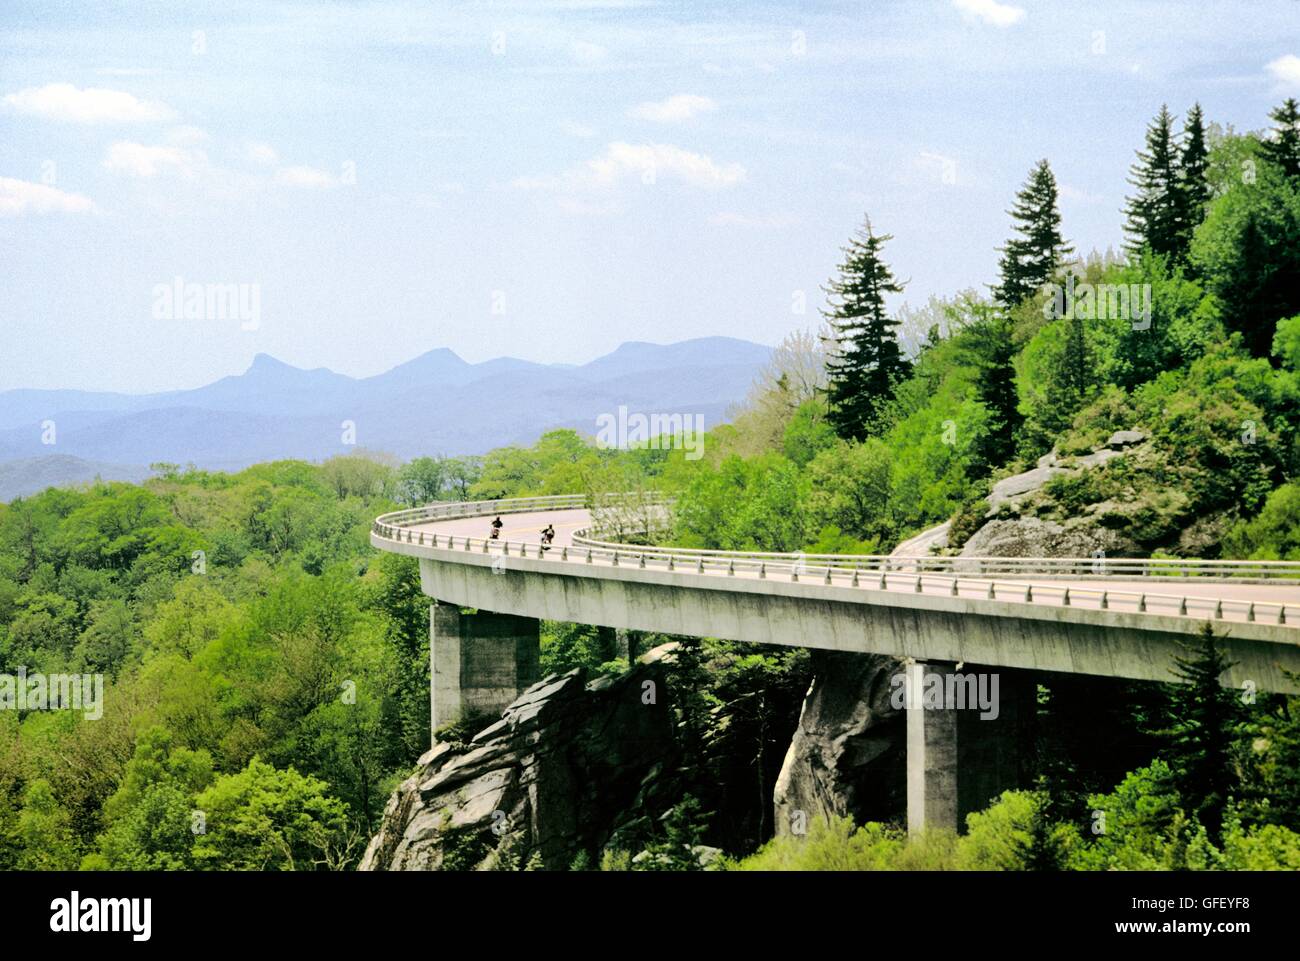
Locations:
5;97;1300;870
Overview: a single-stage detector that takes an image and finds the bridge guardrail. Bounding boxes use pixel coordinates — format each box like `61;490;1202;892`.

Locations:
570;529;1300;582
372;498;1300;629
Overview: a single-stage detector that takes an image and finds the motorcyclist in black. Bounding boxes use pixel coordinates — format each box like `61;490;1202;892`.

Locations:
489;516;503;540
540;524;555;551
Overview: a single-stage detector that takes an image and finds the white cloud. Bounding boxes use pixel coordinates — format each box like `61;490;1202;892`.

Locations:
246;142;280;165
629;94;717;123
3;82;173;123
514;141;745;191
1266;54;1300;90
103;141;203;178
587;142;743;188
0;176;98;216
917;150;959;184
276;165;339;188
952;0;1025;28
102;132;341;191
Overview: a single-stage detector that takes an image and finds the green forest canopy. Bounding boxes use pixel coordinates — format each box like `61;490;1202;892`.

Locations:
3;100;1300;870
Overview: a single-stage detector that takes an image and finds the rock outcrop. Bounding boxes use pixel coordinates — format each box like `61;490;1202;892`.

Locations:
892;520;950;557
958;514;1141;559
772;651;906;834
958;430;1151;558
360;655;675;871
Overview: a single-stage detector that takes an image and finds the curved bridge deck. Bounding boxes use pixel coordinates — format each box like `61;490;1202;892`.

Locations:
374;496;1300;693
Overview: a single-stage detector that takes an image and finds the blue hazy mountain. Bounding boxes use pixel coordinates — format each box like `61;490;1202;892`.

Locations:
570;337;771;380
0;337;771;498
0;455;152;501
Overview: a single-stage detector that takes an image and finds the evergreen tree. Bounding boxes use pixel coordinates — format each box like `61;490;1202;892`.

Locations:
971;308;1021;470
1125;105;1184;260
993;159;1072;308
1161;623;1248;842
1019;794;1063;871
1035;675;1167;823
640;794;710;871
1191;158;1300;358
1260;97;1300;179
822;218;910;440
1176;103;1212;257
1061;310;1090;402
1252;691;1300;827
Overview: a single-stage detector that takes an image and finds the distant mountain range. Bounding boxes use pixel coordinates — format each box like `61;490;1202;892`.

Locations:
0;337;771;501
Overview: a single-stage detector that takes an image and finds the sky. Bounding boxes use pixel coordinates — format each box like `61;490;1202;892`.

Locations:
1;0;1298;393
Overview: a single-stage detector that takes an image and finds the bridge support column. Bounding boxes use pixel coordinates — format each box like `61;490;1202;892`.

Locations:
905;660;1033;836
596;625;637;664
430;603;540;735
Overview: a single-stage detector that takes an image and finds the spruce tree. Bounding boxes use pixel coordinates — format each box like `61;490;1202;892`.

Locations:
1176;103;1212;257
972;308;1021;470
1058;309;1091;403
1161;623;1248;842
1125;105;1184;260
1260;97;1300;179
822;218;910;440
993;159;1072;308
1020;795;1063;871
1256;691;1300;826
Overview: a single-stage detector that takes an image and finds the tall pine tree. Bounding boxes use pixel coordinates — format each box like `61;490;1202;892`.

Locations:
1057;308;1092;403
1125;105;1184;260
993;159;1072;308
822;218;909;441
1260;97;1300;179
1161;623;1248;842
972;308;1021;471
1175;102;1212;259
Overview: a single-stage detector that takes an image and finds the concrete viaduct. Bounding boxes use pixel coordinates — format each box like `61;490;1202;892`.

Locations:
372;495;1300;834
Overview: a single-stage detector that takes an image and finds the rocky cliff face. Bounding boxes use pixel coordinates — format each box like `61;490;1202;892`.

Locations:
767;440;1166;833
360;653;676;871
772;651;906;834
958;430;1151;558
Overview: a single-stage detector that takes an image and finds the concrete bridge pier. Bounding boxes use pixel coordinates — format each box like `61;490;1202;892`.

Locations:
905;660;1034;836
430;603;540;734
596;625;636;663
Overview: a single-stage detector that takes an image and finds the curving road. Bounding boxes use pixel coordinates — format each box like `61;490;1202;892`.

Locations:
372;496;1300;692
401;506;1300;625
375;497;1300;830
426;508;590;548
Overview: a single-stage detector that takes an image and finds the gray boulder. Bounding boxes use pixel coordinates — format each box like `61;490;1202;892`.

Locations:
988;463;1068;513
958;515;1140;559
1107;429;1146;449
359;659;675;871
772;651;906;835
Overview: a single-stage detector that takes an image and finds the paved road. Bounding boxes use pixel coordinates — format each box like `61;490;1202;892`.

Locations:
414;508;589;547
408;508;1300;625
